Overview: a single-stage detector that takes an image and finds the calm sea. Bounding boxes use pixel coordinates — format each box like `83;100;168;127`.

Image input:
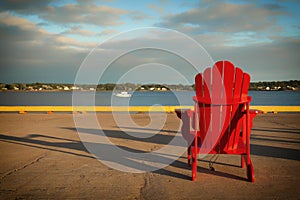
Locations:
0;91;299;106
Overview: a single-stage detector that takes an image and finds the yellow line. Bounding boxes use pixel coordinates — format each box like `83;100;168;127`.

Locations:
250;106;300;113
0;106;193;112
0;106;299;113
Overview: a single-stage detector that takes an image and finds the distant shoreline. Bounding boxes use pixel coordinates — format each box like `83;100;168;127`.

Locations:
1;80;299;92
0;89;299;92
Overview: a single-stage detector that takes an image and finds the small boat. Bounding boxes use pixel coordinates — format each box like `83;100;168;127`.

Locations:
114;91;132;98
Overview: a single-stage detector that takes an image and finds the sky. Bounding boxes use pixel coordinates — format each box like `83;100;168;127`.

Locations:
0;0;299;84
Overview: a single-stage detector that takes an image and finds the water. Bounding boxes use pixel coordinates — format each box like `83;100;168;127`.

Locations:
0;91;299;106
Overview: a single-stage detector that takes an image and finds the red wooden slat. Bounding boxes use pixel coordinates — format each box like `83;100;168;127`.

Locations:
210;63;224;151
241;73;250;99
197;74;207;148
212;62;223;103
227;67;245;151
203;67;211;103
233;67;243;99
222;61;235;100
240;72;251;149
229;67;244;150
195;73;203;98
199;68;212;153
232;104;245;150
221;61;235;151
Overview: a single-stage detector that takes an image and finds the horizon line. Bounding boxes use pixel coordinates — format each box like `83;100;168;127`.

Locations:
1;80;300;85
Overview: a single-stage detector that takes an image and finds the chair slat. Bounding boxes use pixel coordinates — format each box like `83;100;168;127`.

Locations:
200;68;212;150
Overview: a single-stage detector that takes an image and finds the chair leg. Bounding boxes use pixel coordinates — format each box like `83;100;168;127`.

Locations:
192;154;197;181
241;155;245;168
246;153;255;182
247;161;255;182
187;146;191;166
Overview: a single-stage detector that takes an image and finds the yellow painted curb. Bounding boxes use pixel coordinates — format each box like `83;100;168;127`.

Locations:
0;106;299;113
250;106;300;113
0;106;193;113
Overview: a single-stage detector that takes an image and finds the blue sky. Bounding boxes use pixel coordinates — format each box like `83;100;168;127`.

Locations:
0;0;299;84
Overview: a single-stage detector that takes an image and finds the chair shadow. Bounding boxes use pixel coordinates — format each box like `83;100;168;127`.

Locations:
199;159;241;168
115;126;178;134
0;133;94;159
2;124;298;181
251;126;300;161
0;132;189;180
169;158;247;182
250;143;300;161
62;127;183;147
252;133;300;141
252;127;300;134
251;135;300;145
198;166;247;182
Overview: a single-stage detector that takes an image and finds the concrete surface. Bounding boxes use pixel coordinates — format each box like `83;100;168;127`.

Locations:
0;113;299;199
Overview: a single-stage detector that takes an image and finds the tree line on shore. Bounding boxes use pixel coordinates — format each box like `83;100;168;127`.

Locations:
0;80;299;91
248;80;299;91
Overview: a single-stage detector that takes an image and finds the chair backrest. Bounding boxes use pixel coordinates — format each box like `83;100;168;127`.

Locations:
194;61;251;153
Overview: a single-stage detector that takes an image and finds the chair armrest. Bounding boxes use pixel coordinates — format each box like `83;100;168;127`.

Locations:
175;109;194;119
175;109;195;143
175;109;190;119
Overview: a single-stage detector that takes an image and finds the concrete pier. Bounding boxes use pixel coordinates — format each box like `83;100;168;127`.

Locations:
0;113;299;199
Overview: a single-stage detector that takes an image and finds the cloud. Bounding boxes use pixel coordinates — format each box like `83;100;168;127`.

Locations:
0;12;95;83
41;4;127;26
1;1;128;27
0;12;40;31
0;1;299;84
262;3;284;11
61;26;120;39
147;4;164;14
0;12;96;49
0;1;153;27
127;11;149;21
96;29;119;37
62;26;97;36
158;1;287;33
0;0;52;12
204;35;300;81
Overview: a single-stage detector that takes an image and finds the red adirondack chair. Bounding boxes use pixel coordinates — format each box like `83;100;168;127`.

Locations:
176;60;261;182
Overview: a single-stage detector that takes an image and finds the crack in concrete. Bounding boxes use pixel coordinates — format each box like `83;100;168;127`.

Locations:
139;174;150;200
0;153;47;182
